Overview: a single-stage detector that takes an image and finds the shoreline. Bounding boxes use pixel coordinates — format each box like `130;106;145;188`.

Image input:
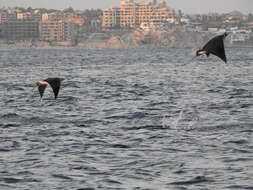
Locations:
0;44;253;50
1;29;252;50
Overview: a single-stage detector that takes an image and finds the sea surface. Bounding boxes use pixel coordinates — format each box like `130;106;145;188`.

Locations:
0;47;253;190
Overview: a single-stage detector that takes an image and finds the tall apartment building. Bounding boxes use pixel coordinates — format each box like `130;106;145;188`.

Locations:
102;8;121;29
17;12;33;20
0;11;41;24
1;20;39;41
40;20;78;41
16;12;42;21
102;0;175;29
0;13;7;23
42;13;64;22
40;21;65;41
0;13;17;23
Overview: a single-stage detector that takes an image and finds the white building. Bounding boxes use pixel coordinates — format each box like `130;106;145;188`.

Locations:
230;29;251;44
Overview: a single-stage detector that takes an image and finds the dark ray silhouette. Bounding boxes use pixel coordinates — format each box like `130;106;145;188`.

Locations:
35;78;64;99
196;32;229;63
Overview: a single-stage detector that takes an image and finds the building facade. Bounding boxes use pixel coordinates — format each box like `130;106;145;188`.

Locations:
17;12;33;20
102;0;175;29
1;20;39;41
0;13;17;23
0;13;7;23
40;20;78;41
102;8;121;29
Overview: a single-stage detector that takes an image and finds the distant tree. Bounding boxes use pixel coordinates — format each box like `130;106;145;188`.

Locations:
37;8;49;14
47;9;58;13
14;7;25;12
82;9;103;25
178;9;183;18
83;9;103;19
27;7;33;12
63;7;74;13
248;13;253;20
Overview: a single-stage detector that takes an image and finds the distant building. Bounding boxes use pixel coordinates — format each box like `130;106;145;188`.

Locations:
0;13;17;23
40;20;79;41
6;13;17;21
16;12;42;21
102;0;175;29
17;12;33;20
208;27;218;33
65;15;85;26
1;20;39;41
0;13;7;23
41;12;65;22
140;20;167;31
184;22;204;32
102;8;120;29
32;13;42;21
41;13;49;21
40;20;66;41
180;17;189;24
230;28;251;44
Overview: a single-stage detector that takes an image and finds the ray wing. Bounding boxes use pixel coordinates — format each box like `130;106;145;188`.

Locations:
202;33;228;63
38;85;47;98
44;78;62;99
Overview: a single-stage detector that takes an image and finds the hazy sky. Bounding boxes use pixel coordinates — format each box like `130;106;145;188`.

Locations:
0;0;252;14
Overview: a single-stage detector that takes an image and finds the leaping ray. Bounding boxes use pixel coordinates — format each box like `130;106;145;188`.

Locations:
196;32;229;63
35;78;64;99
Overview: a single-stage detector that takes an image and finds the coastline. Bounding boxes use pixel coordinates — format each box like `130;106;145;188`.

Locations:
0;29;252;50
1;43;252;50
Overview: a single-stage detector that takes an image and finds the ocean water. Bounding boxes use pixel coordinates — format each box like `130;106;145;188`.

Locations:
0;47;253;190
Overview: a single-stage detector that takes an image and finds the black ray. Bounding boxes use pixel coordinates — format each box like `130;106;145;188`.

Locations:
197;32;228;63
